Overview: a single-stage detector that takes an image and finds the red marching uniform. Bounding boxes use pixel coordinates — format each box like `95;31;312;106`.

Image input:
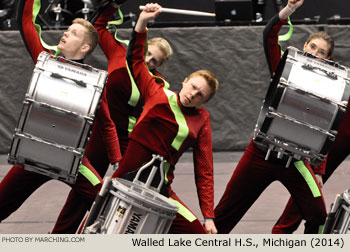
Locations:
55;4;165;233
86;4;166;170
213;14;327;234
111;29;215;233
272;28;350;235
0;0;119;234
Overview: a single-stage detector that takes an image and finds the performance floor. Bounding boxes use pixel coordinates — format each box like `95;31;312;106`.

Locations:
0;152;349;234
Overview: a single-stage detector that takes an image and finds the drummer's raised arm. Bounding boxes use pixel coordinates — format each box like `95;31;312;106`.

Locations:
279;0;304;20
135;3;162;32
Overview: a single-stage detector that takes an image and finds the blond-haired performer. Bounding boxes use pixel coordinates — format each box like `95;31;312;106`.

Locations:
55;1;173;232
0;0;119;233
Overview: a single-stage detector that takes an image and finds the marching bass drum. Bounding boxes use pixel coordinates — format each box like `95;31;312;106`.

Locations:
8;52;107;183
254;46;350;166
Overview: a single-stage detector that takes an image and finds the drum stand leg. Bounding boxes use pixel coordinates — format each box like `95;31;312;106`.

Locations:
143;166;159;189
133;154;166;193
323;194;343;233
83;177;113;233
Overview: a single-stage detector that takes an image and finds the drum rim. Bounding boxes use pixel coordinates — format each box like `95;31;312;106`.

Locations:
111;178;179;212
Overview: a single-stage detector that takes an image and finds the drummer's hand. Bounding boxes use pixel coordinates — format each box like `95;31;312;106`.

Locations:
315;174;323;188
288;0;304;10
98;1;119;8
203;219;218;234
111;2;119;9
135;3;162;32
112;162;119;171
280;0;303;20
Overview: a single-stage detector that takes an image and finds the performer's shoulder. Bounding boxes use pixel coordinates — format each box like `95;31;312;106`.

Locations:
197;107;210;118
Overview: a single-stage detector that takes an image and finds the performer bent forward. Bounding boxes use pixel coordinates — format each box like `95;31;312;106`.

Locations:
111;3;219;234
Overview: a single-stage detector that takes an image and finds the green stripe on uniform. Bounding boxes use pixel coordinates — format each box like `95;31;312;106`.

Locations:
294;161;321;198
318;225;324;234
169;197;196;222
150;73;170;89
127;116;137;135
163;89;189;150
126;62;141;107
33;0;59;55
107;8;130;47
278;17;293;55
78;164;101;186
125;30;169;107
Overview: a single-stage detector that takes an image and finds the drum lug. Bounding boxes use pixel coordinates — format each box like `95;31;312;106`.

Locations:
267;107;276;117
286;156;292;168
7;155;17;165
23;99;31;105
276;149;284;159
264;145;272;161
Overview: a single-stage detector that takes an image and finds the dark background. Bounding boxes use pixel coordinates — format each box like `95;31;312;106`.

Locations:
1;1;350;154
118;0;350;25
2;0;350;30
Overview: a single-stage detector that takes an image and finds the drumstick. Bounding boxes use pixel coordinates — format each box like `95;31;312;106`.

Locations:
139;5;216;17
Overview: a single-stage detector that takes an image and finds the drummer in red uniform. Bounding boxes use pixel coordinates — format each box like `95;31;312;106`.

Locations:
53;1;174;233
111;3;219;234
270;1;350;234
0;0;119;233
214;0;331;234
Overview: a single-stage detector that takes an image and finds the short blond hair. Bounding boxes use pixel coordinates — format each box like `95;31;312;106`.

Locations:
72;18;98;55
148;37;173;65
187;70;219;102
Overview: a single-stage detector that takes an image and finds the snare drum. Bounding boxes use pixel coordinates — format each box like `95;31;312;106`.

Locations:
254;46;350;166
323;189;350;234
8;52;107;183
82;155;178;234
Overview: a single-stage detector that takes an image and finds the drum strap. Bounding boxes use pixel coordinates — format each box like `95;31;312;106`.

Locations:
32;0;60;56
294;161;321;198
78;164;101;186
163;89;189;151
169;198;197;222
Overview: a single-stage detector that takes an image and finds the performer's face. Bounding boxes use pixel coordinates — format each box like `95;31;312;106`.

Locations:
179;76;212;107
58;23;90;59
303;38;330;59
146;45;165;70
